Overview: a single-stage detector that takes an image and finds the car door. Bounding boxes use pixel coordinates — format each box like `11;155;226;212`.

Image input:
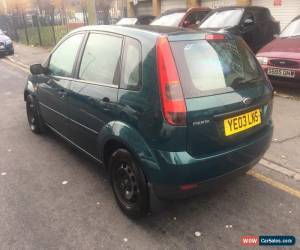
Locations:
37;33;85;137
68;32;123;157
240;10;259;52
259;9;276;47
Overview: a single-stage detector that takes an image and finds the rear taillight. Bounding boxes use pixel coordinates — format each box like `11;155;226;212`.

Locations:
156;36;187;126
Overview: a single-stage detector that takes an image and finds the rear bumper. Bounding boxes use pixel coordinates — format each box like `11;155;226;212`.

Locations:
151;163;253;199
150;125;273;199
0;43;14;55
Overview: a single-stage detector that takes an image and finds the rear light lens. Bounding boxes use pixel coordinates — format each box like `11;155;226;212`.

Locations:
205;33;225;40
180;183;198;191
156;36;187;126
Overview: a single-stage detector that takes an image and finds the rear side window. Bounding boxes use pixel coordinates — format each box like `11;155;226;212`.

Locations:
121;37;142;90
79;33;122;85
170;38;263;98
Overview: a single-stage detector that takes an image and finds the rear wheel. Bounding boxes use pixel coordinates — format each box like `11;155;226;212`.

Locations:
26;95;45;134
109;148;149;218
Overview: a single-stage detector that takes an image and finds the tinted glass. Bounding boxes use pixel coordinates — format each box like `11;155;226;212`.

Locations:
171;39;263;98
117;18;138;25
200;9;244;28
281;18;300;37
48;34;84;77
79;33;122;85
151;12;185;26
185;11;209;25
121;38;141;90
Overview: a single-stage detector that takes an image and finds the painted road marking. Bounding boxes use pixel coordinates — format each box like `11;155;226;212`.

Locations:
259;158;296;178
248;170;300;199
1;58;30;74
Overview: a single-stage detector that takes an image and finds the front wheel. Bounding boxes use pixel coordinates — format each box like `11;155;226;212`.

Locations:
109;148;149;218
26;95;45;134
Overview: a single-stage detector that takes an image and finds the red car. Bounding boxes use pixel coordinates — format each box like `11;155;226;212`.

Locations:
256;15;300;88
151;7;211;29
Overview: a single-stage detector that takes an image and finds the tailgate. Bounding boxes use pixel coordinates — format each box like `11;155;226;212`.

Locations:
185;85;272;157
170;35;273;157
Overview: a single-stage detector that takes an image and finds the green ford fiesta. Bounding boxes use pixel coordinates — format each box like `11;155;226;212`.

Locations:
24;25;273;218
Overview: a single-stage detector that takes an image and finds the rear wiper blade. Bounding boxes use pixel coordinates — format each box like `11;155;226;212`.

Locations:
239;77;262;84
231;77;262;89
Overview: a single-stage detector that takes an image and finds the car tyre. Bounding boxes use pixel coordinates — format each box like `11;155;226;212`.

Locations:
109;148;149;218
26;95;46;134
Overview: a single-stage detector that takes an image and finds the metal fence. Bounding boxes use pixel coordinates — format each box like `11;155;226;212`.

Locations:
0;8;121;47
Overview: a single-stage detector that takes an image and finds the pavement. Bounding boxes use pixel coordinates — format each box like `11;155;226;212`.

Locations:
0;43;299;250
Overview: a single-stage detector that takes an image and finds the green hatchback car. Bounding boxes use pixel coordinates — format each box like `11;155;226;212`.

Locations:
24;25;273;218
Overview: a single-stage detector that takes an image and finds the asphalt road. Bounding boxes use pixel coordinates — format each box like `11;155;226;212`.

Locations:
0;60;299;250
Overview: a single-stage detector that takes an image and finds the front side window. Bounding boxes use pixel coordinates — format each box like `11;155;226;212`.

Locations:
200;9;244;29
121;37;142;90
79;33;122;85
281;18;300;37
48;34;84;77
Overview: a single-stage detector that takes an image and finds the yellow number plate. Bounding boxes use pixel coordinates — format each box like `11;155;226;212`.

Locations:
224;109;261;136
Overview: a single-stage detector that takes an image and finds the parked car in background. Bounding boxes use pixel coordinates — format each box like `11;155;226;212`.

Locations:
0;29;14;56
25;25;273;218
116;15;155;25
151;7;211;28
256;15;300;88
199;6;280;53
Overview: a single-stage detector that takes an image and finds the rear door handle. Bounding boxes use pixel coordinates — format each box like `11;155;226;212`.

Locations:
58;89;67;98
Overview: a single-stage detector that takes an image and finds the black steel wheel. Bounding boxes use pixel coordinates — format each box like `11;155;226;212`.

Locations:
26;95;45;134
109;148;149;218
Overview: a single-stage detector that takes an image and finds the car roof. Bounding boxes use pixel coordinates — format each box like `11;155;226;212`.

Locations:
211;5;268;11
70;25;235;43
72;24;204;37
160;7;210;16
161;8;188;15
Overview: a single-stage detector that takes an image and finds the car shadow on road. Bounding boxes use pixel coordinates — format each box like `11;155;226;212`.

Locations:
274;86;300;99
41;129;299;250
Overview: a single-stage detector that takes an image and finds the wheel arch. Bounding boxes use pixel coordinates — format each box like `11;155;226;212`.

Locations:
24;78;37;101
98;121;161;182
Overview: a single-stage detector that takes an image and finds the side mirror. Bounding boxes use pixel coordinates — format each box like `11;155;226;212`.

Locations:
30;64;46;75
244;18;254;26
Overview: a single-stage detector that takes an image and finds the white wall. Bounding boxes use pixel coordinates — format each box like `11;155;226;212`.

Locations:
251;0;300;30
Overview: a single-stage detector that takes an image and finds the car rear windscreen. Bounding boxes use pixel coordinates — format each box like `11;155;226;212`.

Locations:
170;38;263;98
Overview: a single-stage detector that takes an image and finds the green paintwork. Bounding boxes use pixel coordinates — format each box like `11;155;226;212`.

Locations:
25;25;273;193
